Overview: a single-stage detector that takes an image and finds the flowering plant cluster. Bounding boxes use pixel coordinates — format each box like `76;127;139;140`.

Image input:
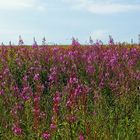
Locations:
0;43;140;139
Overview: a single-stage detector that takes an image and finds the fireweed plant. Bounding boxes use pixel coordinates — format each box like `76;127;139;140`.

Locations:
0;42;140;140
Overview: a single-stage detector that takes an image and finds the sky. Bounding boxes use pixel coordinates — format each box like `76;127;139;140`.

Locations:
0;0;140;45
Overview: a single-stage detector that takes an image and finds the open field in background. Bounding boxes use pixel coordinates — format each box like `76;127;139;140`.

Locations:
0;44;140;140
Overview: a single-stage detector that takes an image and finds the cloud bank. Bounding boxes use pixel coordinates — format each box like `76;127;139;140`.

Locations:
62;0;140;14
0;0;46;11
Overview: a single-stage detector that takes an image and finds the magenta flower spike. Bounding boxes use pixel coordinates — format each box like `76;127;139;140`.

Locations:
12;125;22;135
108;35;114;45
72;37;80;47
18;35;24;46
42;37;47;46
79;133;85;140
33;37;38;47
42;131;51;140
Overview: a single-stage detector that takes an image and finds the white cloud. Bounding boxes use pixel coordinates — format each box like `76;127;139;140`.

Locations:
90;30;108;40
62;0;140;14
0;0;47;11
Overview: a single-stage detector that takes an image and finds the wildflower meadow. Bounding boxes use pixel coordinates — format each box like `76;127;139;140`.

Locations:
0;41;140;140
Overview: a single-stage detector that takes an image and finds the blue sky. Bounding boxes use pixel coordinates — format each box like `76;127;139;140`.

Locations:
0;0;140;45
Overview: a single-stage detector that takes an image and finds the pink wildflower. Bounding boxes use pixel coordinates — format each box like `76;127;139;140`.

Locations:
42;132;50;140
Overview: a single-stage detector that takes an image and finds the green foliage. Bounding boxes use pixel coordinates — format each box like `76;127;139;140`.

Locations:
0;45;140;139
